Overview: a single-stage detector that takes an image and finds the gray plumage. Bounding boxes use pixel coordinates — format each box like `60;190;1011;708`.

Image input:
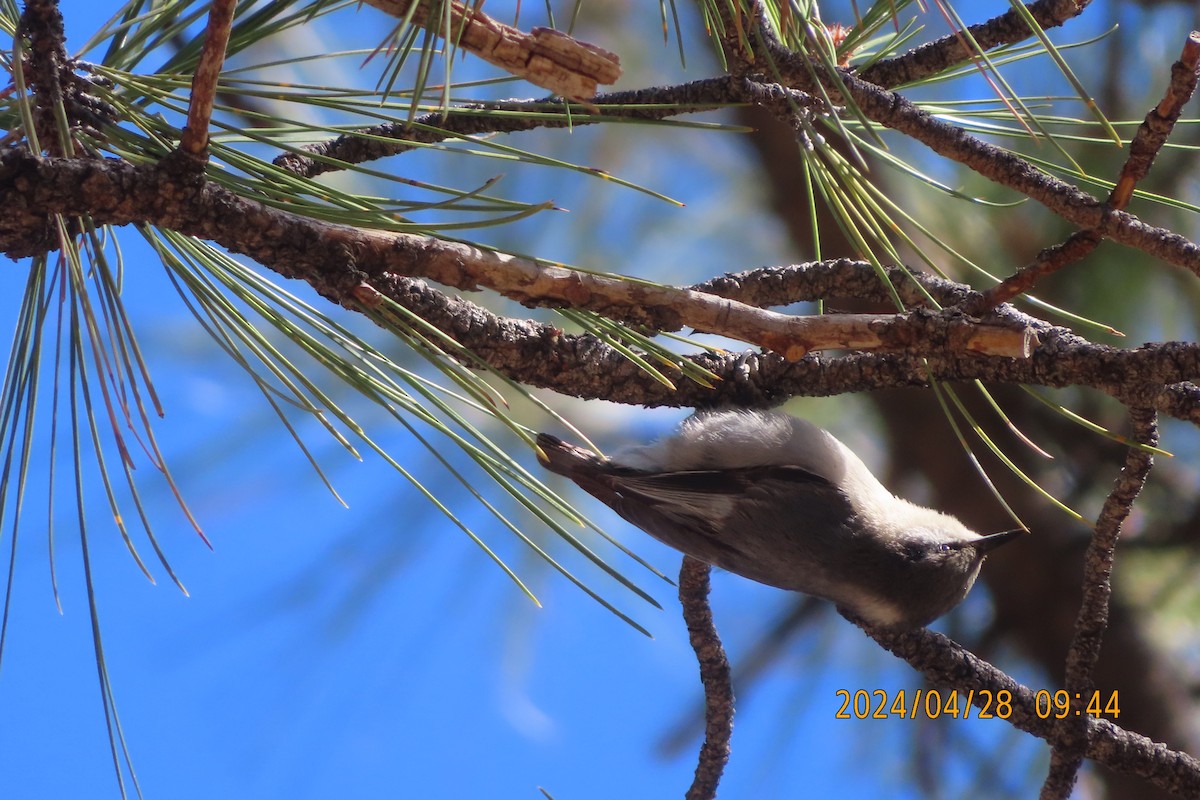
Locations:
536;410;1022;629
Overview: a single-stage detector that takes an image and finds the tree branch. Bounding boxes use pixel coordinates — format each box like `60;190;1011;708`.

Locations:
360;0;620;100
1042;408;1159;798
5;154;1200;422
858;0;1092;89
179;0;237;158
679;557;733;800
18;0;70;156
0;153;1035;362
358;251;1036;360
273;78;744;178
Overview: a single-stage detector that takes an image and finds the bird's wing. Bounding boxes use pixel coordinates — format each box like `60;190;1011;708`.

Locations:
601;465;855;559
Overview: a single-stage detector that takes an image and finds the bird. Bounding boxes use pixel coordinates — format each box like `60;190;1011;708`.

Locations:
536;409;1022;628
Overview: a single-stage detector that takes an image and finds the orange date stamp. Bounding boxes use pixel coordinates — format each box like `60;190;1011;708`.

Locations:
834;689;1120;720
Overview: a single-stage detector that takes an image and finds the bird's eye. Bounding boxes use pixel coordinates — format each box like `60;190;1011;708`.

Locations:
938;543;952;553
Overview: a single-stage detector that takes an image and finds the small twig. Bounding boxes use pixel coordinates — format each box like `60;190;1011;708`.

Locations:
1041;408;1160;800
273;78;743;178
18;0;70;155
975;231;1102;315
179;0;237;158
978;31;1200;311
361;0;619;100
679;557;733;800
1069;406;1159;692
1111;32;1200;208
692;259;977;309
858;0;1091;89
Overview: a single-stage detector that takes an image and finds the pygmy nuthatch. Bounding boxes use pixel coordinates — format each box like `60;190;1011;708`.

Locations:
536;410;1022;629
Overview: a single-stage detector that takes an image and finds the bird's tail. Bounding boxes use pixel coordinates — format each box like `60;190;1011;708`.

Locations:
535;433;606;478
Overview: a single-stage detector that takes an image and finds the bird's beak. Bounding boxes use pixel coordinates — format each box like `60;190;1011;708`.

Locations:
972;528;1026;554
